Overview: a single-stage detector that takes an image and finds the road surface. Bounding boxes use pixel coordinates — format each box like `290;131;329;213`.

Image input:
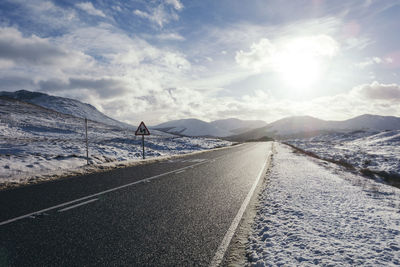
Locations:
0;142;272;266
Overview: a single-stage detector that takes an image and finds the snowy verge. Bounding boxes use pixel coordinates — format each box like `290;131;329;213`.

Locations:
246;143;400;266
0;140;237;190
285;130;400;182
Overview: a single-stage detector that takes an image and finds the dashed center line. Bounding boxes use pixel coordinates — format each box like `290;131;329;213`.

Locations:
0;159;211;226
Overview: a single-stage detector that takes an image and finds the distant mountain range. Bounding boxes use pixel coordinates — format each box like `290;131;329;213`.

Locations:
229;114;400;141
154;114;400;139
153;118;267;137
0;90;134;129
2;90;399;140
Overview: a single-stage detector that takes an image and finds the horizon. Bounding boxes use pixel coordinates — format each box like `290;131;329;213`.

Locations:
1;1;400;124
2;88;399;126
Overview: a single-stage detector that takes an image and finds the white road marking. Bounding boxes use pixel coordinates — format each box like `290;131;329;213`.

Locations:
0;160;210;226
209;152;271;267
175;170;185;174
58;198;98;212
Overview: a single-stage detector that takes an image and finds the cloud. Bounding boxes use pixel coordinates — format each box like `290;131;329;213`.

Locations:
156;33;185;41
75;2;106;17
38;77;128;98
134;7;178;28
235;38;276;72
133;0;183;27
355;81;400;101
164;0;183;10
0;27;89;67
8;0;79;33
0;76;35;91
356;57;393;68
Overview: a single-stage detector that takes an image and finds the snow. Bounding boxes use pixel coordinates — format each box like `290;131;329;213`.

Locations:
247;143;400;266
286;130;400;175
0;97;233;187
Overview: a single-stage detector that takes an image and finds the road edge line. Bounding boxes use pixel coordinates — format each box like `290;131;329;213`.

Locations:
209;148;271;267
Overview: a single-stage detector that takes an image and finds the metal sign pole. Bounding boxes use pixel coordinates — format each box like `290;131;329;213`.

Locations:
85;118;89;165
142;135;145;159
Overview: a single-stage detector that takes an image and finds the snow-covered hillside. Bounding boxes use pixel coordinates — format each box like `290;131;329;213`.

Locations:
0;90;134;129
0;97;232;187
286;130;400;177
154;118;233;137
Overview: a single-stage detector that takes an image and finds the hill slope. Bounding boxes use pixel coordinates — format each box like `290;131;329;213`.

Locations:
0;90;133;129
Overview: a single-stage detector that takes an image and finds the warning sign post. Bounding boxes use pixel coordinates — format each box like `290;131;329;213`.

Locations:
135;121;150;159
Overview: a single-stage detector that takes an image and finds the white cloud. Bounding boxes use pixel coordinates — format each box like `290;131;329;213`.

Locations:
7;0;78;32
156;33;185;41
75;2;106;17
356;57;393;68
235;38;276;72
164;0;183;10
133;1;183;28
134;8;175;28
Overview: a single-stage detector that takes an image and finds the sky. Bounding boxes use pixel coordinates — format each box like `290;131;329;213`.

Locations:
0;0;400;125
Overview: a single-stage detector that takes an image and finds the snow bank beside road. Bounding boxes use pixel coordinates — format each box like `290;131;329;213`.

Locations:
247;143;400;266
0;136;232;187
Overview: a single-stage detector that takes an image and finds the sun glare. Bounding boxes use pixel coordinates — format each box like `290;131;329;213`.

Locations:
274;36;336;90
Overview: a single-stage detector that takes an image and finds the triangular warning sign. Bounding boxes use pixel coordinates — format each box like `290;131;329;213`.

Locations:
135;121;150;135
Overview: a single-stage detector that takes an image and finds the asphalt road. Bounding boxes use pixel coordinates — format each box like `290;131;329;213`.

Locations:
0;142;272;266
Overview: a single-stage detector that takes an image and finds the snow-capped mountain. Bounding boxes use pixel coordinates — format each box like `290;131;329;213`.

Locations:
154;118;232;137
210;118;267;134
154;118;267;137
229;114;400;140
0;90;133;129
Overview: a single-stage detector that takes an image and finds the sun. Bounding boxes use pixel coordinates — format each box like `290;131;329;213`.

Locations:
273;36;336;89
276;51;321;89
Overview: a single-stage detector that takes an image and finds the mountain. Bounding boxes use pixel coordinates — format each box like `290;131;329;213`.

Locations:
0;95;116;137
263;116;329;136
154;118;232;137
336;114;400;130
210;118;267;134
229;114;400;141
0;90;133;129
153;118;268;137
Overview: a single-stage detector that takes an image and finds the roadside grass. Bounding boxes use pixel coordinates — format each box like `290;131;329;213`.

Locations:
283;142;400;189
